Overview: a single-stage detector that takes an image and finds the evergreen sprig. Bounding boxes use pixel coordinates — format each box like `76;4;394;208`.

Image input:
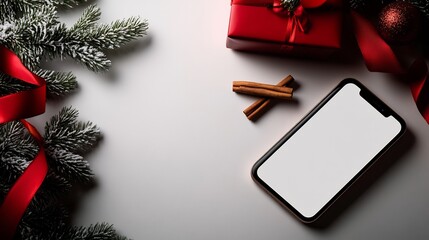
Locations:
0;107;100;188
44;106;100;184
0;121;36;182
0;107;111;238
27;223;128;240
280;0;300;12
0;0;146;238
0;73;34;96
77;15;149;50
0;0;148;96
19;197;69;238
35;69;77;97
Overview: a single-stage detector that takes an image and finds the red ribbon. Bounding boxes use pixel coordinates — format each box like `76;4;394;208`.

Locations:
271;1;310;43
409;60;429;123
0;46;48;239
351;11;429;124
278;6;310;43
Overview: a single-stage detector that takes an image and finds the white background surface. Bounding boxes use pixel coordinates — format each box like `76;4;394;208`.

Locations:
35;0;429;239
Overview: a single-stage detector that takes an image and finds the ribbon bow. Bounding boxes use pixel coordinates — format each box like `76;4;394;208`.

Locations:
270;1;311;43
0;46;48;240
286;5;310;43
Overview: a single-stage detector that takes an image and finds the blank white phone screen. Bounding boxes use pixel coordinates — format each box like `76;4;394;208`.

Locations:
257;83;402;218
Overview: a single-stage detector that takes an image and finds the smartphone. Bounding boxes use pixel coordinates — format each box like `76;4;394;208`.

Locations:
251;79;406;223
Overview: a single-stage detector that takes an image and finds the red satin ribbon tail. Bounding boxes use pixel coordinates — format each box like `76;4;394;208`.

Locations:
351;11;403;74
0;46;46;123
408;60;429;123
0;121;48;240
284;6;310;44
417;82;429;124
0;45;48;240
294;5;310;33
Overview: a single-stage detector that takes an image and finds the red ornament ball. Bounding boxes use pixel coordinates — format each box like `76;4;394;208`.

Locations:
377;1;421;44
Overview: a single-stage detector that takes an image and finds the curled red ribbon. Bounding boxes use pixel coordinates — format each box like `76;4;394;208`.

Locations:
0;46;48;240
351;11;429;124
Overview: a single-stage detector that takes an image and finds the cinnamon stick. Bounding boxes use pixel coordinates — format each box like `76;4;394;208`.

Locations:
244;75;294;121
233;86;293;100
233;81;293;94
246;98;273;121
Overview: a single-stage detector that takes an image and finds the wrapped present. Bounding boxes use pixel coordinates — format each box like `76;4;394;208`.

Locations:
227;0;343;57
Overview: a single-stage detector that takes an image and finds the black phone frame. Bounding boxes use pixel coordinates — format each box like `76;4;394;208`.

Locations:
251;78;407;223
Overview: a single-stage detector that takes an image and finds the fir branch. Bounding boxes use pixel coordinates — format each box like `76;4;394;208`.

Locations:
14;4;59;31
40;172;73;198
72;223;128;240
44;107;100;154
71;4;101;32
47;148;93;183
19;197;69;239
1;0;88;18
54;0;88;8
0;69;76;98
2;0;148;76
5;4;63;68
84;17;148;50
10;45;42;70
43;106;100;183
0;22;14;42
0;121;37;186
0;1;18;22
72;122;101;153
0;1;146;238
280;0;300;11
35;69;78;97
0;156;29;183
11;9;66;67
0;121;37;161
65;44;111;71
1;125;32;199
4;3;147;72
0;72;34;96
27;223;128;240
69;223;118;239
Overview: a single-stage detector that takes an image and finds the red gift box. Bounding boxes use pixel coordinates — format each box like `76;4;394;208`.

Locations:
227;0;343;57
